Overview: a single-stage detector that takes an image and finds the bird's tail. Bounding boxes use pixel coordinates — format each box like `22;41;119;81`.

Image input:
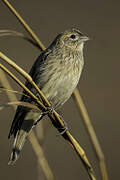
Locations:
8;130;27;165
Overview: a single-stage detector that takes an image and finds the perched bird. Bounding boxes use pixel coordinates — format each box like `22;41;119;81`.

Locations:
8;28;89;164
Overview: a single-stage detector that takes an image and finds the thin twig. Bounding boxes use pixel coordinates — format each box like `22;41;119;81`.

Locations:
0;69;17;103
2;0;45;51
0;29;40;49
0;87;30;98
0;54;96;180
0;101;40;112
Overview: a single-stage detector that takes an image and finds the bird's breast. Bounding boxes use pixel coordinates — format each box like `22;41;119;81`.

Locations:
41;55;84;108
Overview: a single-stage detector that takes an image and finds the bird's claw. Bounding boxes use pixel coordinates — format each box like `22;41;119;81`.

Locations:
57;117;68;135
59;125;68;135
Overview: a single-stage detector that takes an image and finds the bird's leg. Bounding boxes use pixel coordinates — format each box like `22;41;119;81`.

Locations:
33;113;44;127
34;96;68;134
43;107;69;135
33;107;68;135
45;106;54;115
33;106;54;127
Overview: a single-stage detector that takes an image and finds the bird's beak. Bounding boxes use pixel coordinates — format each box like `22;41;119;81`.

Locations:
80;36;90;42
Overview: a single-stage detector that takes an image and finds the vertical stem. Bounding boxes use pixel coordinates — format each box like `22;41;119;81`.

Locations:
73;88;109;180
28;132;54;180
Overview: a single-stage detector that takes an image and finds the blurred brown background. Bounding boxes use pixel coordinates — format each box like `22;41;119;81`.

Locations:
0;0;120;180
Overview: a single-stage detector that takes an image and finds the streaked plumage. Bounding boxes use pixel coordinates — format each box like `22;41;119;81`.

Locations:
8;28;89;164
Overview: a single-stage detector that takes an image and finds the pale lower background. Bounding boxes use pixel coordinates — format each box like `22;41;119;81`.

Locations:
0;0;120;180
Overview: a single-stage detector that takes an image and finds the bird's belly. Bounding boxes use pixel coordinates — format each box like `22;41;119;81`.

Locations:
42;68;82;108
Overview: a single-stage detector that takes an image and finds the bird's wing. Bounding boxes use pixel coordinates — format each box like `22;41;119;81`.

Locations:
8;49;51;138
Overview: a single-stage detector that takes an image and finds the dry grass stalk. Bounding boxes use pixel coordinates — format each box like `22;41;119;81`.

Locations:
28;132;55;180
73;88;108;180
0;101;40;112
0;86;30;98
0;69;17;103
2;0;45;51
0;29;40;49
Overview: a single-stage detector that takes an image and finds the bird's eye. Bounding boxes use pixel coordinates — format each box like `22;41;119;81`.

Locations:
70;34;76;39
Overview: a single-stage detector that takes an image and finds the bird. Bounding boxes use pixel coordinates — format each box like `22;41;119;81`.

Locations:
8;28;89;164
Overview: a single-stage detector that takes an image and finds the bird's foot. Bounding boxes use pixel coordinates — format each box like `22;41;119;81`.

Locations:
57;115;68;135
33;106;54;126
44;106;54;115
58;125;68;135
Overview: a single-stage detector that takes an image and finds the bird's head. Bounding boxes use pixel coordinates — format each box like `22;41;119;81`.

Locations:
57;28;89;52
